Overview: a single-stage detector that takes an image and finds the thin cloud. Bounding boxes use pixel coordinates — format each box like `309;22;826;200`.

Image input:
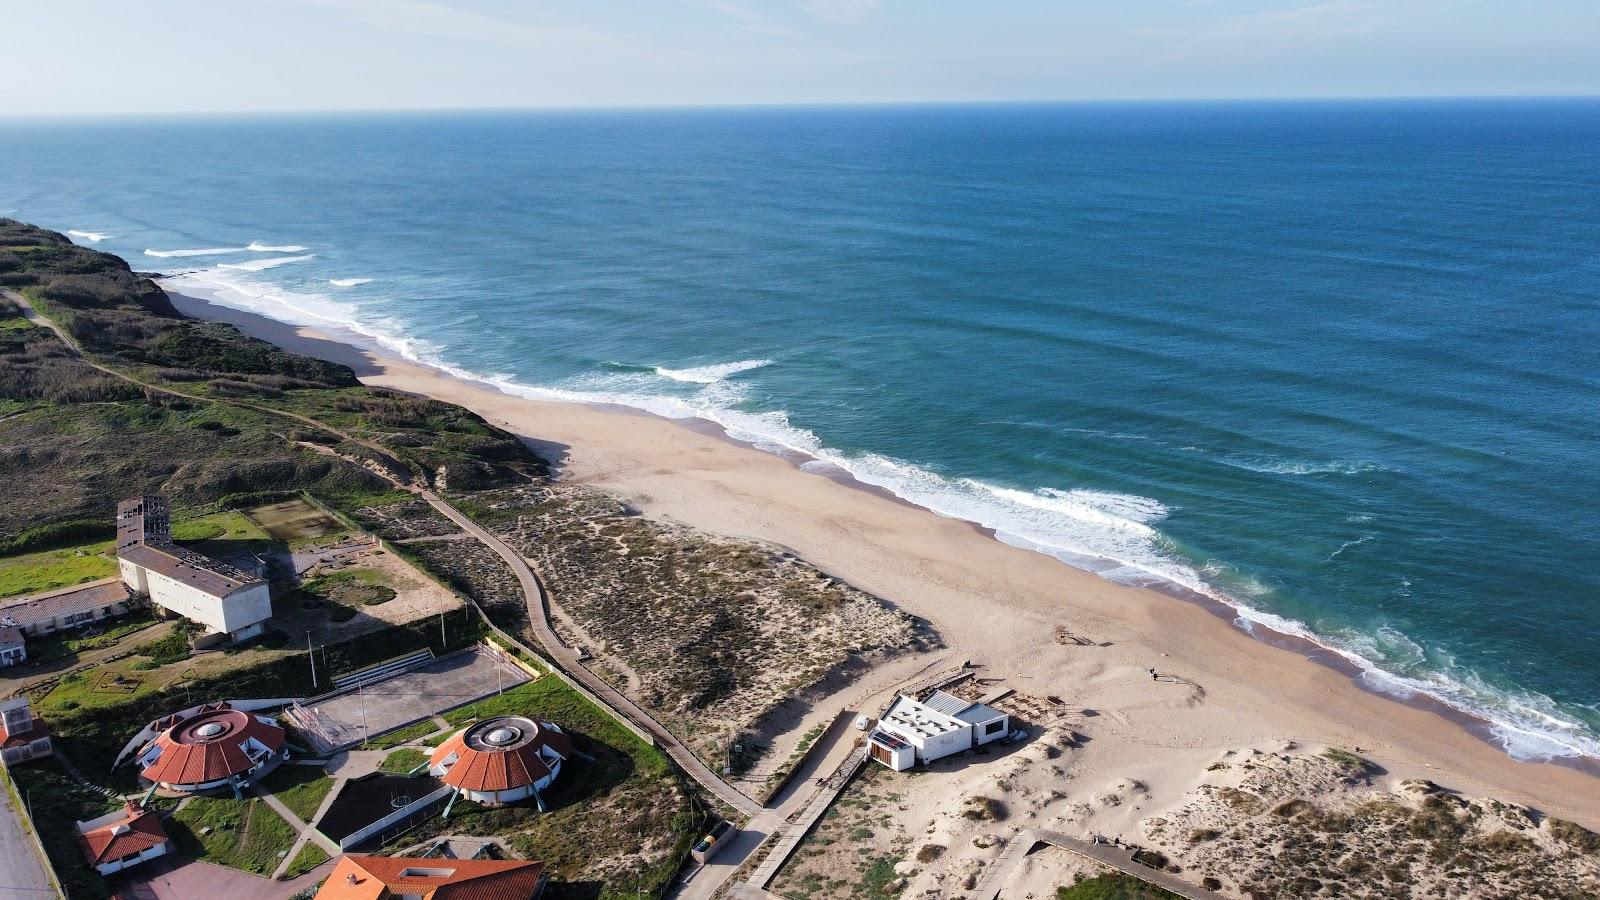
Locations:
299;0;620;51
796;0;882;25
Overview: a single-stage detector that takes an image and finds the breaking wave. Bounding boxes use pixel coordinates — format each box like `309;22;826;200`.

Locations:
329;278;373;287
655;359;772;383
154;266;1600;765
219;254;316;271
247;241;309;252
67;229;110;242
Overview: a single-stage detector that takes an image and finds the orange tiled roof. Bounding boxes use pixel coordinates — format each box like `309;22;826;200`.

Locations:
140;704;284;786
315;854;544;900
428;718;572;793
78;804;170;867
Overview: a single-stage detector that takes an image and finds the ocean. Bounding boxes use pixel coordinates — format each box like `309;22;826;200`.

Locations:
2;100;1597;761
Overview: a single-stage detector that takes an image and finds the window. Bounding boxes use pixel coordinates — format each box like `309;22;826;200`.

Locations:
984;720;1005;735
64;611;94;626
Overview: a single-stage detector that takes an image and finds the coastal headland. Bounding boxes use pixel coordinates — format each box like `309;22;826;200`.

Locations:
164;286;1600;831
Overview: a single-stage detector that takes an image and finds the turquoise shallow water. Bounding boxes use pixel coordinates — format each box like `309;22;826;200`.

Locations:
2;100;1597;759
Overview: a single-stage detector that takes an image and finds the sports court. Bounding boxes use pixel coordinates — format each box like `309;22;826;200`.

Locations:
288;645;530;753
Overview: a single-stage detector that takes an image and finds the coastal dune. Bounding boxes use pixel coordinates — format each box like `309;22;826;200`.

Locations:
166;288;1600;830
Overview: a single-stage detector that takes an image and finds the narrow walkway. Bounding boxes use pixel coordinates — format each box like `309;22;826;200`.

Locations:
419;489;763;818
260;790;342;882
745;746;868;890
969;829;1226;900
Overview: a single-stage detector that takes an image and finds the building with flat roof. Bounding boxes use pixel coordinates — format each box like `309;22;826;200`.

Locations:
429;716;572;809
136;702;287;795
116;496;272;643
316;854;546;900
77;803;173;876
868;690;1010;771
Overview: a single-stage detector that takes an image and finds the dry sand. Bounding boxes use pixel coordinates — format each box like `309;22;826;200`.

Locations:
166;288;1600;832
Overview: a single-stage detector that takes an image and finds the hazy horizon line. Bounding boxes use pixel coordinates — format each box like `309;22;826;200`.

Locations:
3;92;1598;124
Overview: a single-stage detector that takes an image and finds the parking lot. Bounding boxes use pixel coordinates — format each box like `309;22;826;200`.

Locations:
288;645;529;753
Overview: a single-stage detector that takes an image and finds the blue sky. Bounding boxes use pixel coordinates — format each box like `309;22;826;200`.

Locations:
5;1;1599;116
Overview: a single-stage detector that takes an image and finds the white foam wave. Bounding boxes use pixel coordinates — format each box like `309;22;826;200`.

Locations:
1225;456;1381;476
247;241;309;252
145;246;247;258
67;229;110;242
154;266;1600;764
655;359;772;384
219;254;316;272
329;278;373;287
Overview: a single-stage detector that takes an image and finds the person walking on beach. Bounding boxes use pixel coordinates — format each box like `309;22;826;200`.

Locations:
1149;667;1158;681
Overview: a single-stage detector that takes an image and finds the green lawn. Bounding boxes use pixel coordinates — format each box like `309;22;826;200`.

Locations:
171;510;268;544
0;539;116;598
285;841;329;878
40;658;167;714
1058;873;1182;900
363;717;444;750
443;677;554;726
169;795;300;876
379;747;431;775
259;765;336;823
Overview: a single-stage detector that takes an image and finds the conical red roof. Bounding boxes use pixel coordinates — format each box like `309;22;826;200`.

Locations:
428;716;572;793
141;704;285;786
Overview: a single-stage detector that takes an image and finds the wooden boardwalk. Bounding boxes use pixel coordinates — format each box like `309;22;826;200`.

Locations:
745;745;868;889
969;829;1226;900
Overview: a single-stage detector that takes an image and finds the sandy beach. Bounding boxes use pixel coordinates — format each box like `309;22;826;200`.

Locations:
165;287;1600;831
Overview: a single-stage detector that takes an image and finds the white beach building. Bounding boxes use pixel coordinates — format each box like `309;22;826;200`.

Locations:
116;496;272;644
868;690;1010;771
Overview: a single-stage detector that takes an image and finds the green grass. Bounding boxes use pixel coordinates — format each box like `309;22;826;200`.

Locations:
444;677;560;727
259;765;336;823
363;718;444;750
1057;873;1182;900
379;747;431;775
136;630;192;666
7;758;120;900
169;796;300;876
285;841;329;878
40;658;165;713
172;509;268;543
0;538;116;598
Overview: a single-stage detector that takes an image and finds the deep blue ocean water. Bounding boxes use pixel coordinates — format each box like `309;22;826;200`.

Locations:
2;100;1597;760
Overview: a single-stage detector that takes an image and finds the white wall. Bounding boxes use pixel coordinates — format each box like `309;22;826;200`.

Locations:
94;842;169;876
916;726;973;763
970;714;1010;746
137;567;271;636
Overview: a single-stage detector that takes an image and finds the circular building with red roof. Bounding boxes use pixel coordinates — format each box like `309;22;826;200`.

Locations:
427;716;572;807
136;702;287;794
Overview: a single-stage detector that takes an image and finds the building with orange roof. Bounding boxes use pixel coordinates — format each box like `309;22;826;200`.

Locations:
0;696;53;767
315;854;545;900
76;803;173;876
428;716;572;808
136;701;287;795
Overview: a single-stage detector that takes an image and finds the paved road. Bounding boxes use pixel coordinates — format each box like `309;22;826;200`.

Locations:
419;489;763;817
0;777;57;897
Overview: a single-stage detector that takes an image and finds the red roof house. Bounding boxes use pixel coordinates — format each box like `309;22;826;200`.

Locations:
77;803;173;875
315;854;545;900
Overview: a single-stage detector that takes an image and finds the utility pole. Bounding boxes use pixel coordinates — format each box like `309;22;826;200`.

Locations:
440;611;446;647
308;631;317;690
